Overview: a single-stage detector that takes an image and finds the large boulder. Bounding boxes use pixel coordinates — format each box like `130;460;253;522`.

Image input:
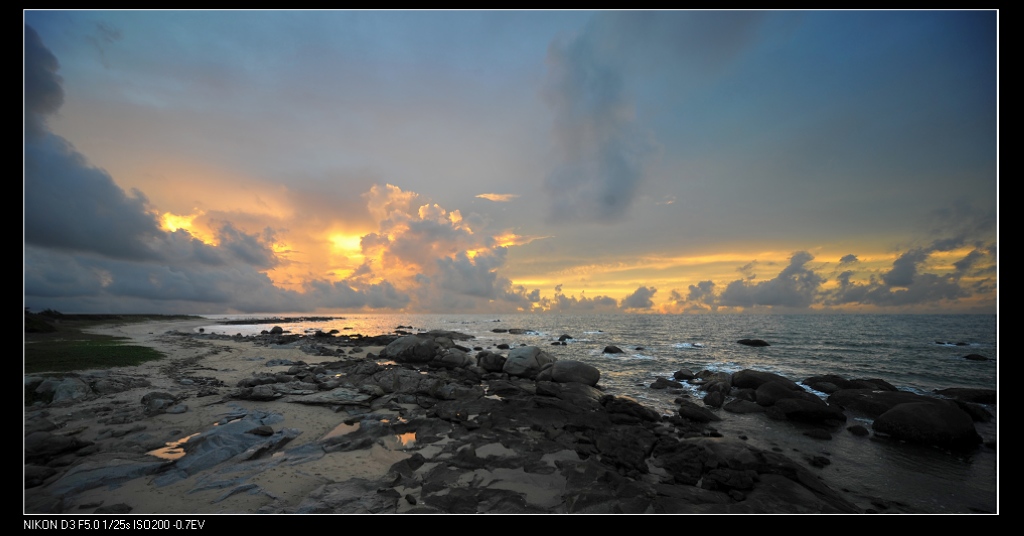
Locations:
805;375;896;393
872;401;981;451
550;360;600;386
732;370;800;391
502;346;556;379
678;400;722;422
933;388;996;405
475;351;506;372
380;336;438;364
766;398;846;425
755;382;818;407
828;389;935;418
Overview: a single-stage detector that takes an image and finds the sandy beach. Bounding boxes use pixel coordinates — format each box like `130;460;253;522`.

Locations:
25;318;422;514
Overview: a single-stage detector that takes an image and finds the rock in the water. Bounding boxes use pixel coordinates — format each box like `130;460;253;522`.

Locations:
732;369;800;391
737;339;770;347
872;401;981;451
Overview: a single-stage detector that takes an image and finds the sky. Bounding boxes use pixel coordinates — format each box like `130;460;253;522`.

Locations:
23;10;998;315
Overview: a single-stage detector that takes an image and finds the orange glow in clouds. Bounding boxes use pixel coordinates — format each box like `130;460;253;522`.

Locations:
160;212;216;245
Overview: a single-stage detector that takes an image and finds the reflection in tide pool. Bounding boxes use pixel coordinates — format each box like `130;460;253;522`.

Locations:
382;432;416;449
147;432;200;460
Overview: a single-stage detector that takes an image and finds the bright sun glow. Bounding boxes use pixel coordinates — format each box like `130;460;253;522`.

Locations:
160;212;216;245
330;233;363;253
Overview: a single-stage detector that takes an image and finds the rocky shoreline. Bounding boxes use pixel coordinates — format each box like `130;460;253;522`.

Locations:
24;321;997;514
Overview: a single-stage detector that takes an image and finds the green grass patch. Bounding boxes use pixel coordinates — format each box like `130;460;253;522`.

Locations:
23;312;201;374
24;335;167;374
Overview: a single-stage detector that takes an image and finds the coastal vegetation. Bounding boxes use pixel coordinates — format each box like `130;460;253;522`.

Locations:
23;310;198;374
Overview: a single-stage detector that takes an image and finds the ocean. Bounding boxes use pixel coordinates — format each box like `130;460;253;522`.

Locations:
195;312;998;513
196;313;997;413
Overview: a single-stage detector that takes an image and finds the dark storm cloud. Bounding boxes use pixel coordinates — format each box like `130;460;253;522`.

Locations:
839;254;858;265
541;17;655;224
719;251;824;308
24;25;63;139
881;248;930;287
823;233;993;308
25;25;164;261
214;224;279;269
542;288;619;313
620;285;657;310
953;249;987;276
671;280;718;312
25;134;164;260
436;249;507;299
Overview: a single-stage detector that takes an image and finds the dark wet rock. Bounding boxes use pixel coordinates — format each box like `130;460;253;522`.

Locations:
496;343;510;350
737;339;770;347
695;370;732;385
248;425;274;436
233;384;282;401
828;389;940;418
601;395;662;423
805;375;897;393
847;424;870;436
140;391;178;415
25;431;93;464
379;335;437;364
934;387;996;405
952;400;994;422
673;369;695;381
765;398;846;425
678;400;722;423
285;477;402;514
651;377;684;389
592;425;658;477
475;350;506;372
47;377;91;404
701;380;731;396
872;401;981;451
536;381;604;410
558;334;574;341
755;381;815;407
269;326;284;335
436;348;474;369
92;375;152;395
703;391;725;408
733;369;801;391
963;354;988;361
48;458;168;497
25;465;56;488
503;346;556;379
549;360;600;386
25;416;59;435
603;345;624;354
723;399;766;414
